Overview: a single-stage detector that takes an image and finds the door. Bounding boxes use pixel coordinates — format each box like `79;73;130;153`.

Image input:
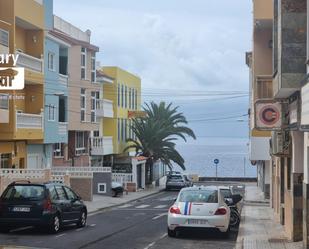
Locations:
137;164;142;189
27;154;41;169
54;186;71;222
64;186;82;220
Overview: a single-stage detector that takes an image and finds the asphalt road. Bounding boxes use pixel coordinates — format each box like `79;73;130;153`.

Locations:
0;191;239;249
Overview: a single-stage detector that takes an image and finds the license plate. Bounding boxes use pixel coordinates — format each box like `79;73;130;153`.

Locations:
188;219;208;225
12;207;30;212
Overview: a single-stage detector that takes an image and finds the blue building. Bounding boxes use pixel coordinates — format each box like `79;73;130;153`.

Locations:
26;0;69;168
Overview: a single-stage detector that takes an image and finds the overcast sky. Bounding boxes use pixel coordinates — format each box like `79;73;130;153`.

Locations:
53;0;252;142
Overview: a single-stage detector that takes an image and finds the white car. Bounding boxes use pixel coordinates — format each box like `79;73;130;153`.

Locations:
167;186;230;237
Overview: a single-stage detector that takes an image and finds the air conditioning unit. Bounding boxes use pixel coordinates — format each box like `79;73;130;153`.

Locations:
270;131;290;157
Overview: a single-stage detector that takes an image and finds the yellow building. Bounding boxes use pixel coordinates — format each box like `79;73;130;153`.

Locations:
0;0;45;168
100;67;141;156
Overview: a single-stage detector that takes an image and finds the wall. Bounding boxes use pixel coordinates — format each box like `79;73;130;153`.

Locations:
92;172;112;195
70;178;92;201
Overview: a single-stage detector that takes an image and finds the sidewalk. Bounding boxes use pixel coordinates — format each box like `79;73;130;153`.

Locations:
235;184;303;249
85;186;165;214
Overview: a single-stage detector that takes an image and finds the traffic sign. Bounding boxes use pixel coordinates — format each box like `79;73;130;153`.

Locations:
214;159;219;164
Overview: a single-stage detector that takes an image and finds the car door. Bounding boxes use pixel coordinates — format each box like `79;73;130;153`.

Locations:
54;185;72;222
64;187;82;221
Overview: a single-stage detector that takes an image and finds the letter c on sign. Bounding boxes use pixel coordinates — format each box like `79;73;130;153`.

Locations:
259;105;280;126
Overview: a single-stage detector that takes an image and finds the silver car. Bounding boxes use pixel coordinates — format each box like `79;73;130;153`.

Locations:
166;175;186;190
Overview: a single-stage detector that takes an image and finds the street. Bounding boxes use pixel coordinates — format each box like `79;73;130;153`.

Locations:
0;191;238;249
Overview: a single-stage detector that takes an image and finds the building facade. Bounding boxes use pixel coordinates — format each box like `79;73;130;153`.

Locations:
0;0;45;169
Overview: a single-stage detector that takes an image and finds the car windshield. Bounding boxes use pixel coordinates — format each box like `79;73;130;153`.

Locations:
168;175;183;181
2;185;45;200
220;189;232;198
178;189;218;203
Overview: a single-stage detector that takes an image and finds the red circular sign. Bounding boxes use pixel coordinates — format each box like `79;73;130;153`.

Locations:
259;105;280;126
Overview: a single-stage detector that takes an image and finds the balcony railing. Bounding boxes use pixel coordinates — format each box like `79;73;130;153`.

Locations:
16;112;43;129
96;99;114;118
103;136;114;155
59;74;68;86
89;136;104;156
58;122;68;135
34;0;43;5
256;76;273;100
16;51;43;73
112;173;133;184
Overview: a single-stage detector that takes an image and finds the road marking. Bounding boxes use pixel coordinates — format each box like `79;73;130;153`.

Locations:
90;223;96;227
76;228;84;232
118;204;133;208
136;204;150;209
144;242;156;249
159;233;167;239
10;226;32;232
152;213;167;220
154;205;167;209
55;233;66;238
143;233;167;249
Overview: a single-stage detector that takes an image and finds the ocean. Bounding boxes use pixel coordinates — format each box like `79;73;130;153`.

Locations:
174;137;257;178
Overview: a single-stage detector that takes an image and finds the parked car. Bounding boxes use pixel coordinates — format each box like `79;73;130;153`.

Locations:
183;175;193;187
111;181;124;197
166;175;186;190
0;181;87;233
167;186;230;237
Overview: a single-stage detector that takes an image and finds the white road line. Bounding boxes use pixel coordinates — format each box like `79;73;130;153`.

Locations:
144;242;156;249
152;213;167;220
10;226;32;232
154;205;167;209
76;228;84;232
136;204;150;209
159;233;167;239
90;223;96;227
55;233;66;238
118;204;133;208
143;233;167;249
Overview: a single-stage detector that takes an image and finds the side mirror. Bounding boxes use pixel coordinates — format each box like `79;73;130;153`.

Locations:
231;194;242;204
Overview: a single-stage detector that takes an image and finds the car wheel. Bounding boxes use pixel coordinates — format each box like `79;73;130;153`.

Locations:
0;226;10;233
230;210;240;227
77;210;87;228
167;227;177;237
49;214;61;234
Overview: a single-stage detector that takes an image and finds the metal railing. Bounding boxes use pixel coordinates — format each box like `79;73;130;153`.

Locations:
16;51;43;73
89;137;104;155
112;173;133;184
59;74;68;86
16;112;43;129
58;122;68;135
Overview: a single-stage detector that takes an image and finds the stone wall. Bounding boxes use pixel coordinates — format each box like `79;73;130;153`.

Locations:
70;178;93;201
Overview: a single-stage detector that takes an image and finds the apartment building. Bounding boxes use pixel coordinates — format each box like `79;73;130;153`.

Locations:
50;16;100;167
0;0;45;169
247;0;273;199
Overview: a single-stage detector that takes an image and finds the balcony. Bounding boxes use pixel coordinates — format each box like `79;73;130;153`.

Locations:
16;111;43;129
96;99;114;118
90;137;104;156
0;94;9;123
16;51;43;73
59;74;68;86
255;76;273;100
253;0;273;22
103;136;114;155
58;122;68;135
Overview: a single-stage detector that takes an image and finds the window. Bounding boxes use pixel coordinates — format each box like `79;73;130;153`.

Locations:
0;94;9;110
0;29;9;47
118;118;121;142
53;143;64;158
121;85;124;108
97;183;107;194
125;86;127;108
81;47;86;80
178;190;218;203
48;186;59;200
64;187;77;201
0;154;10;168
55;186;68;201
93;130;100;137
48;104;56;121
48;52;55;71
75;131;86;155
91;91;96;123
129;88;131;109
135;89;138;110
118;84;120;107
80;88;86;122
91;53;96;83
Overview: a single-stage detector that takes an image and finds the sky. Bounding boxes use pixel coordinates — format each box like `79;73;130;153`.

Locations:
53;0;252;143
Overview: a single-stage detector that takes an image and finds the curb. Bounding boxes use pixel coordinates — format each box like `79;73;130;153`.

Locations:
88;188;166;215
235;205;246;249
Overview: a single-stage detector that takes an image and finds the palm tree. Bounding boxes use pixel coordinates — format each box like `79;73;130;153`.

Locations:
125;102;196;184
